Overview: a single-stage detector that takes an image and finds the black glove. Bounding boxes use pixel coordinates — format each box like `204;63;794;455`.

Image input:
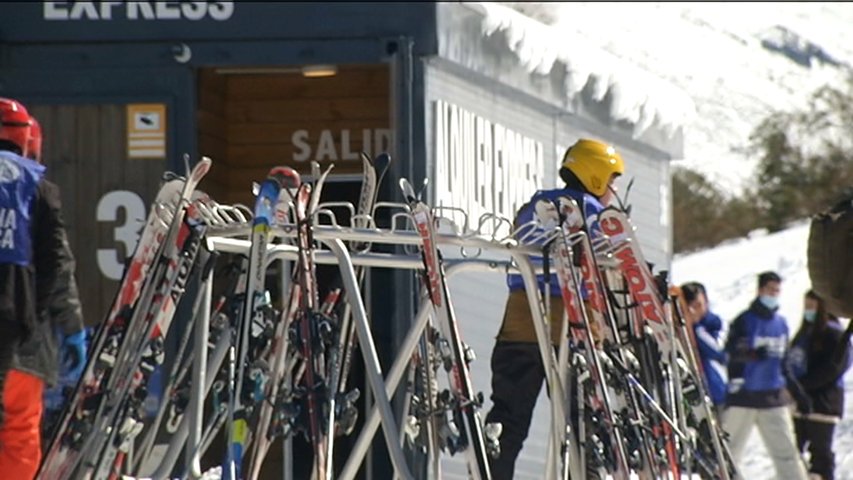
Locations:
752;346;769;359
653;270;669;299
797;397;814;415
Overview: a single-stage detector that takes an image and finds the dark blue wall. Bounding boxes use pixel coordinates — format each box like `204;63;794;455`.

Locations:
0;2;437;53
0;3;434;478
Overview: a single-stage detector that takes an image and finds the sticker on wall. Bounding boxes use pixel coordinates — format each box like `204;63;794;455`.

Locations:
127;103;167;159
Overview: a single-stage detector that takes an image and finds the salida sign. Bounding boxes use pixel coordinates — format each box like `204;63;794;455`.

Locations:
292;129;391;163
43;1;234;21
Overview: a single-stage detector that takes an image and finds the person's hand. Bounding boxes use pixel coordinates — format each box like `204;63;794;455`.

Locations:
589;318;604;345
61;330;87;382
752;346;769;359
798;397;814;415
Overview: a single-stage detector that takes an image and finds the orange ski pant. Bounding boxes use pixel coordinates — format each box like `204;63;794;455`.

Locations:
0;369;44;480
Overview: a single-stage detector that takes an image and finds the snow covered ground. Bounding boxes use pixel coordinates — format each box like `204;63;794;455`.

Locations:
439;218;852;479
672;220;853;479
488;2;853;193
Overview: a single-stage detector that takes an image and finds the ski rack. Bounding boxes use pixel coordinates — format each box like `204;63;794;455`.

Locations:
164;199;575;480
72;183;731;479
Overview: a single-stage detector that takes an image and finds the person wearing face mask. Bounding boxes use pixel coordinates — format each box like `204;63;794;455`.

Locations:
786;290;851;480
722;271;808;480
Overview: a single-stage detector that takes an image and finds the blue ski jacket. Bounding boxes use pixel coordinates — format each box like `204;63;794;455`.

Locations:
693;311;727;406
725;298;792;408
506;187;604;296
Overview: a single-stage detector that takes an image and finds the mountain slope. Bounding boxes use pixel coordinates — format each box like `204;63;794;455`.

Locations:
498;2;853;192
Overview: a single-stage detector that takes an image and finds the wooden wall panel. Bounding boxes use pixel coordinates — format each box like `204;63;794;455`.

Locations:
198;64;392;207
197;68;228;199
225;97;390;124
225;66;388;100
29;104;167;327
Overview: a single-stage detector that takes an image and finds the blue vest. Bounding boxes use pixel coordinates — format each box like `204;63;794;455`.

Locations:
506;187;604;296
733;308;789;392
0;151;45;266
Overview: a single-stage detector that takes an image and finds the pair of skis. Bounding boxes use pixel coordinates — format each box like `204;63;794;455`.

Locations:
402;178;496;480
534;196;633;480
39;157;213;480
597;206;736;479
224;165;300;480
228;153;391;479
529;195;736;479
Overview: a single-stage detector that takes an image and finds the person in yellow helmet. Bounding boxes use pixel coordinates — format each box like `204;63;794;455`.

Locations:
484;139;624;479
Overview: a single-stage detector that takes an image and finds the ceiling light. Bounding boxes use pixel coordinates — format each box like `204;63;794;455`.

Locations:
214;67;302;75
301;64;338;78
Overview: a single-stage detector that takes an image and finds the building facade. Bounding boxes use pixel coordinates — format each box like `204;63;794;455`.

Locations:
0;2;684;478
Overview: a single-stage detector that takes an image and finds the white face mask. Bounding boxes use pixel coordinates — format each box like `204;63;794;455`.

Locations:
759;295;779;310
803;309;817;323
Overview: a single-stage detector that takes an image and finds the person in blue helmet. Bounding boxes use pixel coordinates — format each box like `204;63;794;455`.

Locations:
484;139;624;479
723;271;808;480
680;281;727;416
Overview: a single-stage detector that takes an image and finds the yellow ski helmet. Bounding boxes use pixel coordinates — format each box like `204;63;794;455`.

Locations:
561;139;624;197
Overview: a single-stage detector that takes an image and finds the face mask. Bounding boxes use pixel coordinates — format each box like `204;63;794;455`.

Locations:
759;295;779;310
803;310;817;323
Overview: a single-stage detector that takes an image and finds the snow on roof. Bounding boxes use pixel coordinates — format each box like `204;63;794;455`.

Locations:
498;2;853;192
465;2;697;140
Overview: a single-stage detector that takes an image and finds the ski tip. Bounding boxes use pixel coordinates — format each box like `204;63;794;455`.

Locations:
360;151;373;166
399;178;417;203
374;152;392;169
190;156;213;181
269;166;301;189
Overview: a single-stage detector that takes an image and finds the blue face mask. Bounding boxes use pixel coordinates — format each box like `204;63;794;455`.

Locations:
759;295;779;310
803;310;817;323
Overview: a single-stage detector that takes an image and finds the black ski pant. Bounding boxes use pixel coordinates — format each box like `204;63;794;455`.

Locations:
795;416;836;480
485;341;545;479
485;341;600;480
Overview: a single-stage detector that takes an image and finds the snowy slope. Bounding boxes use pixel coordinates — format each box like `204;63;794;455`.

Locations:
489;2;853;192
439;219;852;479
672;221;853;479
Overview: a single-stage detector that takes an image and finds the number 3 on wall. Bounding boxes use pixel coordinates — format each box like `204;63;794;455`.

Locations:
97;190;146;280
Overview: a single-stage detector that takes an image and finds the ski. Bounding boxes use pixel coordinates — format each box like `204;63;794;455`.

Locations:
245;165;330;479
403;178;494;480
132;257;246;477
333;152;391;411
554;196;660;478
598;206;731;477
39;157;212;480
535;198;631;480
223;166;293;480
91;219;214;480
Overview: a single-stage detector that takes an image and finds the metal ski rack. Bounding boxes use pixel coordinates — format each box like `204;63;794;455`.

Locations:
170;197;575;480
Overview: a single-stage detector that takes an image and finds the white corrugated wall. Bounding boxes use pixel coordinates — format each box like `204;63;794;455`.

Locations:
422;58;672;478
